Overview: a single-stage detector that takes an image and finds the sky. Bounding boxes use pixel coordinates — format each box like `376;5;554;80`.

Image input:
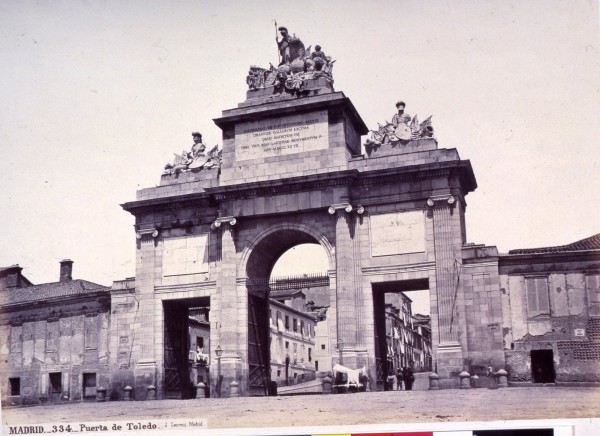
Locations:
1;0;599;305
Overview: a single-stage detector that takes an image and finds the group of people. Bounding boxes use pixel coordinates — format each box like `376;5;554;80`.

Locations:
395;366;415;391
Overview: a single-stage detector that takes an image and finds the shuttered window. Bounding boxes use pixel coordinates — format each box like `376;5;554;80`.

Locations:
46;320;58;352
84;315;98;349
10;325;22;354
587;274;600;316
526;277;550;316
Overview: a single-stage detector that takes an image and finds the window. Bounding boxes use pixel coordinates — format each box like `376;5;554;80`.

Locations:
277;369;281;377
285;315;289;330
84;314;98;349
196;336;204;348
587;275;600;316
46;320;58;352
9;378;20;396
285;341;289;349
300;321;305;334
315;361;319;371
10;325;22;354
321;344;326;350
526;277;550;316
308;348;312;362
49;372;62;394
293;318;298;332
82;373;97;399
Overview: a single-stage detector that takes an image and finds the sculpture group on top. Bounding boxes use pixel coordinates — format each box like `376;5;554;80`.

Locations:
163;132;222;176
246;25;335;95
365;101;435;149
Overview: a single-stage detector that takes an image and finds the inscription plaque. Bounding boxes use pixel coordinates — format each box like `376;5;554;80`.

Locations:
235;111;328;161
162;234;209;277
370;211;425;256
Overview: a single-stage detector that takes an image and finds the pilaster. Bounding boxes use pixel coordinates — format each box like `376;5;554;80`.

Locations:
212;216;243;397
428;195;463;381
133;229;159;399
330;202;366;369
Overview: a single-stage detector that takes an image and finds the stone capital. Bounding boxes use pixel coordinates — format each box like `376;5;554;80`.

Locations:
211;216;237;230
328;203;364;215
136;228;159;240
427;195;456;208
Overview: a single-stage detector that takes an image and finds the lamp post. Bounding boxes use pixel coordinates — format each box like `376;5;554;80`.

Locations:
337;338;344;366
215;345;223;398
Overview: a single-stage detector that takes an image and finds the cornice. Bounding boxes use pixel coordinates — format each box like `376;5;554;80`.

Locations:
121;158;477;217
121;194;213;216
362;261;436;276
155;281;216;294
0;291;111;319
214;92;368;135
357;160;476;193
499;250;600;267
206;170;359;202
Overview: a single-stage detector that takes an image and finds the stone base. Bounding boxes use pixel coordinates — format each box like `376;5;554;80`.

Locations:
213;355;244;398
436;343;464;379
242;77;334;107
159;166;220;187
364;138;438;158
133;360;157;401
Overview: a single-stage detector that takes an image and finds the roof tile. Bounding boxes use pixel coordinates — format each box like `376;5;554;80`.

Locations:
508;233;600;255
0;279;109;307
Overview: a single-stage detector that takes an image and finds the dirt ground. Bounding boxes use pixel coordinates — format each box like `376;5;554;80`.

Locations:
3;386;600;431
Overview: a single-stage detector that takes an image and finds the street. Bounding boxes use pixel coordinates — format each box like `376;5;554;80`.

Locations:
3;386;600;431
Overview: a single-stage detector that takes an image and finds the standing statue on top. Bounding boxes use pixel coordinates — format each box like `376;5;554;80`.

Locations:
245;24;336;95
276;26;305;65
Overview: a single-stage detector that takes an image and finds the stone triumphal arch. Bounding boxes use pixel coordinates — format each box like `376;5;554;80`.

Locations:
119;28;504;399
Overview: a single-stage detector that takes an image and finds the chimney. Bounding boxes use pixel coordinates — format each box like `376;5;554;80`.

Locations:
1;265;24;289
59;259;73;282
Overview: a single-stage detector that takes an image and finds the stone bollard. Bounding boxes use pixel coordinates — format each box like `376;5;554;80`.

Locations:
496;369;508;388
96;387;107;402
229;381;240;398
322;375;333;394
123;386;133;401
146;385;156;400
196;383;206;399
470;374;479;388
459;371;471;389
428;372;440;390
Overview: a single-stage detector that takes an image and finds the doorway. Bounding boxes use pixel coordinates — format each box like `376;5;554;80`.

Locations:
49;372;62;402
163;297;210;399
372;279;431;391
531;349;555;383
82;373;97;400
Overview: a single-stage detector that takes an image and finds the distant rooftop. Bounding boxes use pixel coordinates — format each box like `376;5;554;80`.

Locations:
508;233;600;255
270;288;305;299
0;279;109;307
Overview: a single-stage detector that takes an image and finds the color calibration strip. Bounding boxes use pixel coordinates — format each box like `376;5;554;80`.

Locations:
307;430;555;436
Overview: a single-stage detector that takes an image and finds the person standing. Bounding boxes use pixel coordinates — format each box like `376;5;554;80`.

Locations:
396;366;404;390
403;366;415;391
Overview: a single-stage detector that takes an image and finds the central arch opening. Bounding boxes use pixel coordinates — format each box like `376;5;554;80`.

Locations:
244;228;331;396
